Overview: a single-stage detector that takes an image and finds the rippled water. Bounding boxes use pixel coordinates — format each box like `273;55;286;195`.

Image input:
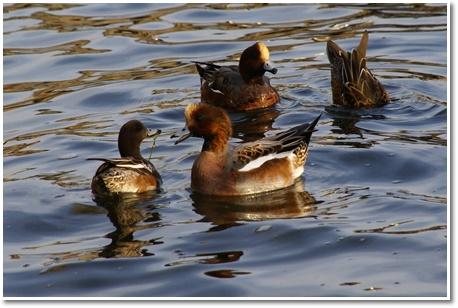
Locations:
3;3;448;297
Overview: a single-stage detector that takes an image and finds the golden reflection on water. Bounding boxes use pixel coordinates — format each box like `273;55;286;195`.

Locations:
3;119;112;165
18;181;318;269
3;3;448;294
4;64;195;112
192;180;318;229
5;119;112;143
4;2;446;113
4;39;110;56
3;3;79;14
3;140;46;158
3;2;447;174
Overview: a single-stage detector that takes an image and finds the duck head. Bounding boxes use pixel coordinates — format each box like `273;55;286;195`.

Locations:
174;104;232;152
118;120;160;159
239;42;277;83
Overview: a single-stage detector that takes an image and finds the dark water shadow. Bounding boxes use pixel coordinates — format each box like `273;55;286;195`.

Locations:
230;107;281;142
93;192;163;258
326;105;364;137
20;193;164;274
191;180;318;231
324;105;387;148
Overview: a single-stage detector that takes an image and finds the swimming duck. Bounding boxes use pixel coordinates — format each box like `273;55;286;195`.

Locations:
174;103;320;196
194;42;280;111
88;120;162;194
327;31;390;108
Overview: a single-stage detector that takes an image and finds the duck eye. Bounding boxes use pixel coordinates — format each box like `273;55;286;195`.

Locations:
135;123;144;131
196;114;205;122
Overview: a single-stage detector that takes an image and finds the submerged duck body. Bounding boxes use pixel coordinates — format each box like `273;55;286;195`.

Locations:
89;120;162;194
327;31;390;108
194;42;280;111
175;103;320;196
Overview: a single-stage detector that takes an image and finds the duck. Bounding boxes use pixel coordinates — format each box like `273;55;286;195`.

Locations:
174;103;320;196
326;31;390;108
194;42;280;111
88;120;162;194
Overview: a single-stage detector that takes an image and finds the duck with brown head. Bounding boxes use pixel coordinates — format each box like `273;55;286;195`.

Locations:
194;42;280;111
88;120;162;195
175;103;321;196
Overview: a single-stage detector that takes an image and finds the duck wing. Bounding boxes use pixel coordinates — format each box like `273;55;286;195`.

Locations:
232;114;321;171
88;157;160;181
194;61;222;84
194;61;242;94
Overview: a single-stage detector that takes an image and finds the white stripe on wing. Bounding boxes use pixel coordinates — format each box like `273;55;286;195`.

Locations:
238;151;292;172
116;163;147;169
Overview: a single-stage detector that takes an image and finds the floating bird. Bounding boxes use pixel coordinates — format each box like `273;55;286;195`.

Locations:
327;31;389;108
194;42;279;111
175;103;320;196
89;120;162;194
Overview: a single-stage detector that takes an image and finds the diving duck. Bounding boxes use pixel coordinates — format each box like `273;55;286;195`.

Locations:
327;31;389;108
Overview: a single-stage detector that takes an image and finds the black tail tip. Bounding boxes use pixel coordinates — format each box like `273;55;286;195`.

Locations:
308;112;322;130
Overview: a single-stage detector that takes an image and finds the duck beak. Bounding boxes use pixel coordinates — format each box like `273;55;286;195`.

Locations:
174;132;192;144
172;126;192;145
263;61;278;74
147;129;162;138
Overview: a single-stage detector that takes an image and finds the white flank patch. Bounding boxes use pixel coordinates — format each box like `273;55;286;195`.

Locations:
292;165;304;180
210;88;224;95
116;163;146;169
238;151;292;172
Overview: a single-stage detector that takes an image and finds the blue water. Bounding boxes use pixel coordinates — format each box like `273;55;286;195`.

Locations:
3;3;447;297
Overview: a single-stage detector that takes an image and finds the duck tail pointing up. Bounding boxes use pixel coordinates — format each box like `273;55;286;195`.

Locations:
275;113;322;152
303;113;322;145
326;31;389;107
307;113;322;131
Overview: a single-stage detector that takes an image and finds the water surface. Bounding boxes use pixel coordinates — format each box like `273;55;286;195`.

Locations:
3;3;447;297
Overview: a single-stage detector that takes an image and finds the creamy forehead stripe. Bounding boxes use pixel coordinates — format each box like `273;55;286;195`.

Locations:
185;104;199;119
256;42;270;61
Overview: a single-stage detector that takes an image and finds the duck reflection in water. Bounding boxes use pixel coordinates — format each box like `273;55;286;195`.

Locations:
326;105;364;137
94;192;163;258
325;105;386;149
39;193;162;268
191;179;318;231
230;107;281;142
